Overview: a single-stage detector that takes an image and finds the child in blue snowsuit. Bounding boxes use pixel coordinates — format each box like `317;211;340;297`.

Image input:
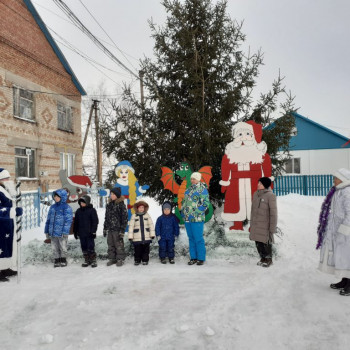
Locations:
155;201;179;264
44;189;73;267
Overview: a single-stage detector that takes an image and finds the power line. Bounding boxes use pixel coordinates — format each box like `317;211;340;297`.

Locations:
33;0;140;62
77;0;139;70
52;0;139;80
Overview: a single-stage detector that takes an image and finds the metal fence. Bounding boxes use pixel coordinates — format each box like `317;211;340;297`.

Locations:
273;174;333;196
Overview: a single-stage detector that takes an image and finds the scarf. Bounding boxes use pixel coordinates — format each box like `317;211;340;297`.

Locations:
316;186;336;249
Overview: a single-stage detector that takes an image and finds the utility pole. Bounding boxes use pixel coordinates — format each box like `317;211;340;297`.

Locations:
92;99;102;188
82;103;94;153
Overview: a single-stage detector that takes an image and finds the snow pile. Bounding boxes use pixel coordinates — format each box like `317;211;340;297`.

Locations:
2;194;350;350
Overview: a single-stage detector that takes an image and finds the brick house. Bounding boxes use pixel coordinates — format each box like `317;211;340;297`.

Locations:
0;0;86;192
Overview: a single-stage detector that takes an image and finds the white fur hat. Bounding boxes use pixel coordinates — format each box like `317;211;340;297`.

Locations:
333;168;350;182
191;172;202;181
0;168;10;180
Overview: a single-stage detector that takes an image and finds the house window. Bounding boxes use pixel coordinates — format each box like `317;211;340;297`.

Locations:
285;158;301;174
60;152;75;176
13;87;35;121
57;102;73;132
15;147;36;178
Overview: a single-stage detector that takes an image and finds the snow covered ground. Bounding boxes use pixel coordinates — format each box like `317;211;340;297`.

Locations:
1;194;350;350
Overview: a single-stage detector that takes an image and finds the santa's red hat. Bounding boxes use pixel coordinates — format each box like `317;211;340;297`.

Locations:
67;175;92;189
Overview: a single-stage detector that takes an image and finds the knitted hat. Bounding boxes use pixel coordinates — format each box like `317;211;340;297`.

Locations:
191;172;202;181
259;177;272;189
333;168;350;182
110;187;121;198
162;202;172;211
0;168;10;180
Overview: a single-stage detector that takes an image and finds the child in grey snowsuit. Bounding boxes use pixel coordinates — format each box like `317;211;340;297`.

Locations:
103;187;128;266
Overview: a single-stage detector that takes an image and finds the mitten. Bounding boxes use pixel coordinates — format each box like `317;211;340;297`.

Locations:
15;207;23;216
103;230;108;237
73;232;78;240
92;233;96;239
157;236;161;241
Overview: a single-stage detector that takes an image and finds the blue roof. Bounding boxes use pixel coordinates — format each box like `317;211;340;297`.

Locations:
266;112;350;150
23;0;86;96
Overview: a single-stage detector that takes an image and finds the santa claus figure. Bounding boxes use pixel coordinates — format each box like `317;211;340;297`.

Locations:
220;121;272;230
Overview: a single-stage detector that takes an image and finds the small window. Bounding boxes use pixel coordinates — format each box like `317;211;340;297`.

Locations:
15;147;36;178
285;158;301;174
57;102;73;132
13;87;35;121
60;152;75;176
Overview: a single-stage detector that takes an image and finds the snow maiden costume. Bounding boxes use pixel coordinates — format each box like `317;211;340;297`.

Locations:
318;168;350;296
113;161;149;223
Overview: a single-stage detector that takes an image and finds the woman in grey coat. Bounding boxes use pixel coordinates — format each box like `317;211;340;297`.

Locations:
317;168;350;296
249;177;277;268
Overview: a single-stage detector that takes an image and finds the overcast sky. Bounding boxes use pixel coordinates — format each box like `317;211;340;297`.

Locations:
33;0;350;137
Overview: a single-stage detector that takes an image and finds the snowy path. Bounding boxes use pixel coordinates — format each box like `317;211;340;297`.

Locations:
1;194;350;350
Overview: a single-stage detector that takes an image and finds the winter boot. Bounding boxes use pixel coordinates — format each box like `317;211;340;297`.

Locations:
169;258;175;264
60;257;68;267
257;258;266;266
161;258;167;264
82;254;90;267
196;260;204;266
1;269;17;277
54;258;60;268
106;260;116;266
330;278;348;290
116;259;124;267
188;259;197;265
89;253;97;268
339;279;350;296
134;261;140;266
261;258;273;268
0;271;10;282
142;261;149;265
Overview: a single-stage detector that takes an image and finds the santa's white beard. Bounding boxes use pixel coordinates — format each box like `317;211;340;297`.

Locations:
4;180;17;198
225;140;266;164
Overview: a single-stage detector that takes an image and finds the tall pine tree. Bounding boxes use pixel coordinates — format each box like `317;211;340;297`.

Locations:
100;0;296;204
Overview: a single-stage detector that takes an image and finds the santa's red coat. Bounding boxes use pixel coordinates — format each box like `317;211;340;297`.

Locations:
221;153;272;216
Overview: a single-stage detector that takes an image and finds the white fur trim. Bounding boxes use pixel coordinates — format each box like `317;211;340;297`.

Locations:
66;177;90;189
139;187;147;194
338;224;350;236
219;180;230;186
232;122;253;138
333;168;350;182
0;169;10;180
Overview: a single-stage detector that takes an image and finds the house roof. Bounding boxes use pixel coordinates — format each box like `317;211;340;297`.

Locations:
266;112;350;150
23;0;86;96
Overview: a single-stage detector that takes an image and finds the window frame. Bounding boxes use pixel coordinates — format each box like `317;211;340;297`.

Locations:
57;102;73;132
15;147;36;179
285;157;301;174
60;152;76;177
13;86;35;122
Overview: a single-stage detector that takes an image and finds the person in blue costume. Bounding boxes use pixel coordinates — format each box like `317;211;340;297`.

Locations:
113;161;149;223
155;201;179;264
